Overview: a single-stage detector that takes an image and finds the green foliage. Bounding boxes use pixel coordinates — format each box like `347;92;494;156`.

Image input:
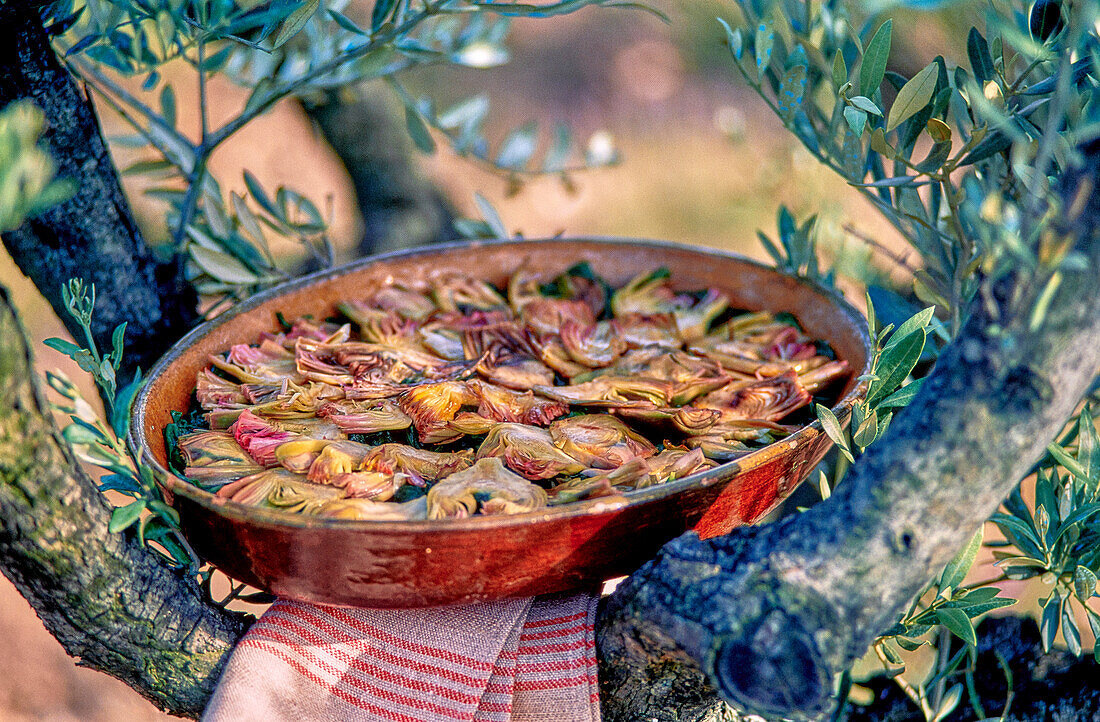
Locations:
988;403;1100;659
721;0;1100;333
41;0;628;304
814;299;933;476
756;205;834;284
734;1;1098;714
44;280;197;570
0;101;76;232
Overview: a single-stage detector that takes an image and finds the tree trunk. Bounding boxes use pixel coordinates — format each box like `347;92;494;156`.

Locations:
0;286;247;717
0;2;199;378
596;145;1100;721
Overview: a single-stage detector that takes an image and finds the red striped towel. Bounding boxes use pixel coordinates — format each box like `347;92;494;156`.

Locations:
203;593;601;722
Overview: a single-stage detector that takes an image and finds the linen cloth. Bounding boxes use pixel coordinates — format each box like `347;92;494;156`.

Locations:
204;592;601;722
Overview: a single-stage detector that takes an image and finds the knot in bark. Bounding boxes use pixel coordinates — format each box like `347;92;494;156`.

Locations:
710;608;831;719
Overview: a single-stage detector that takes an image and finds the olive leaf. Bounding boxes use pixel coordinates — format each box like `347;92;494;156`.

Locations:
887;63;937;133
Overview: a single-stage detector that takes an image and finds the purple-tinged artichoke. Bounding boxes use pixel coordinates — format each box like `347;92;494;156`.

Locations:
218;468;343;513
426;458;548;519
693;370;811;423
334;340;448;375
196;368;248;409
548;414;656;469
534;376;670;407
318;398;413;434
399;381;480;444
429;271;508;313
306;441;372;485
470;380;568;426
230;409;298;467
360;444;473;482
178;430;263;485
275;438;331;474
521;299;595;336
476;423;586;480
294;337;355;385
209;340;300;385
560;319;627;368
318;496;429;520
475;353;556;391
764;325;818;361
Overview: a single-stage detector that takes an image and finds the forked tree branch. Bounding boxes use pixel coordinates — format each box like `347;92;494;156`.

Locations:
596;144;1100;721
0;286;248;717
0;2;199;378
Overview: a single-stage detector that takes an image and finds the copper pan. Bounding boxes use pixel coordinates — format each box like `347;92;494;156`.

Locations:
131;238;871;607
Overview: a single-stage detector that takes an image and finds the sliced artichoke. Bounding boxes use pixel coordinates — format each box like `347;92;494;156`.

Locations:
360;443;472;482
306;441;372;485
521;298;595;336
560;319;627;368
693;369;811;423
611;314;681;349
470;380;568;426
399;381;479;444
318;496;429;520
534;376;670;407
218;468;342;514
429;271;508;313
195;368;248;409
476;423;586;480
317;398;413;434
275;438;331;474
178;430;263;486
548;414;656;469
427;458;548;519
230;409;298;467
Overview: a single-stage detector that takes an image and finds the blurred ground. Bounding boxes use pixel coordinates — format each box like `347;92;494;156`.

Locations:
0;2;1050;720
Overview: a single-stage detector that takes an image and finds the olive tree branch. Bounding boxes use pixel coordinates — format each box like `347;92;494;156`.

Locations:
596;141;1100;721
0;2;199;377
0;286;248;718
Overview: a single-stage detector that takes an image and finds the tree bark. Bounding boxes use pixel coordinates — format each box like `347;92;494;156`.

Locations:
302;86;455;257
596;146;1100;721
0;2;199;378
0;284;248;718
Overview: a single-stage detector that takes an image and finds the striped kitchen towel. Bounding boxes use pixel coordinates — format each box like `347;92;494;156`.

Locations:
203;592;601;722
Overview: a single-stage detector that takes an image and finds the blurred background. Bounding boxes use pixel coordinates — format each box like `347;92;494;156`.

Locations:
0;1;1004;718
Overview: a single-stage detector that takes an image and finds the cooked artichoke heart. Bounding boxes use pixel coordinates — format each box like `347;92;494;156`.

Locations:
427;458;547;519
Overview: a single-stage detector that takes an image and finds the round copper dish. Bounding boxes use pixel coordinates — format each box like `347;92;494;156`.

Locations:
131;238;871;608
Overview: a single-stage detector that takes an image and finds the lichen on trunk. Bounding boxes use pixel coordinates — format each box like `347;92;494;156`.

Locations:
0;287;246;718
